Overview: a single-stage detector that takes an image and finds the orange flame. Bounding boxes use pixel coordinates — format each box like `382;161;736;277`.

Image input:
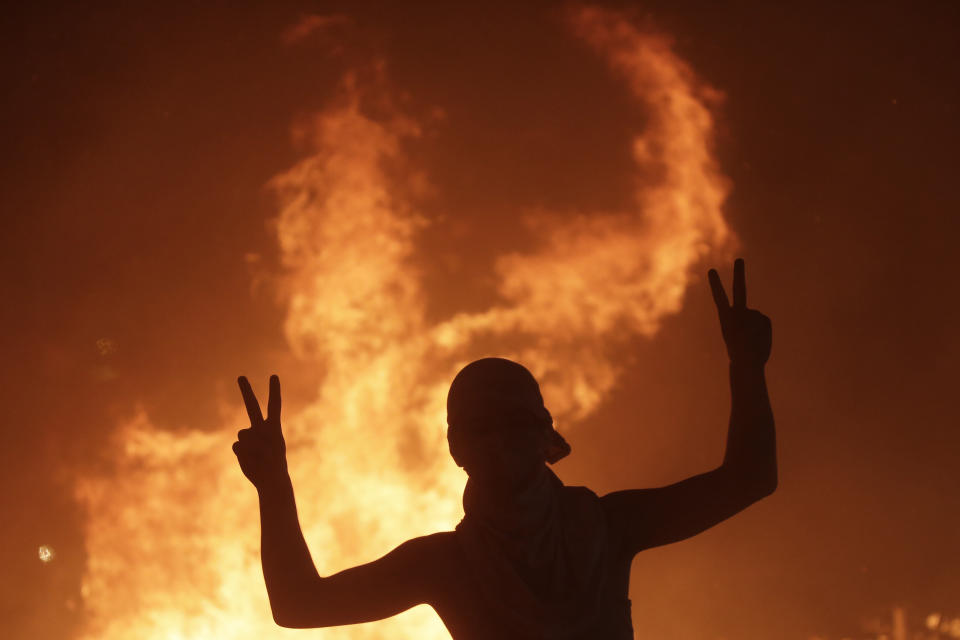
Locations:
75;8;734;639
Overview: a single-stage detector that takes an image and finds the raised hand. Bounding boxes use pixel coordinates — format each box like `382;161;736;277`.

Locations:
707;258;772;366
233;374;288;489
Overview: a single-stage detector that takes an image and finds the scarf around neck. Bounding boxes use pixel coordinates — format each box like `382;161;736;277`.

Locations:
455;465;609;639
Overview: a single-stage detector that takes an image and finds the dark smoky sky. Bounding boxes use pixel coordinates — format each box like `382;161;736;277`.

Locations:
1;1;958;638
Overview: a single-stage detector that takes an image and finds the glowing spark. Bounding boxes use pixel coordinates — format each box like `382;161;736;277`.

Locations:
38;545;55;563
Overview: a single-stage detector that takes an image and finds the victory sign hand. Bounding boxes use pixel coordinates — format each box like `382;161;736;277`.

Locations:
233;375;288;489
708;258;772;366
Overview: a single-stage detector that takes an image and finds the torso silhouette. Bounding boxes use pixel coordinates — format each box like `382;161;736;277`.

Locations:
415;493;635;639
293;457;779;638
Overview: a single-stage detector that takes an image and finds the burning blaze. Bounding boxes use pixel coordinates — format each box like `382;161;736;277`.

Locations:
74;8;733;640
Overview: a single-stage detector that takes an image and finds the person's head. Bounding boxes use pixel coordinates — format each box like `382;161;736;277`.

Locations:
446;357;570;495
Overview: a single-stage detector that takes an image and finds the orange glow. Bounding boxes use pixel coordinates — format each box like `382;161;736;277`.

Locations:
74;8;733;639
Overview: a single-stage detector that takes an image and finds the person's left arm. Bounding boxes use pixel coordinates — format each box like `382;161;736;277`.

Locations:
604;258;777;554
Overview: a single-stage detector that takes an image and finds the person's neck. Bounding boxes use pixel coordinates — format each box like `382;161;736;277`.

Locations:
465;465;559;528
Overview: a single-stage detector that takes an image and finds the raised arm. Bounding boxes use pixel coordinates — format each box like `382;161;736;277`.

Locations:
233;376;432;628
604;258;777;555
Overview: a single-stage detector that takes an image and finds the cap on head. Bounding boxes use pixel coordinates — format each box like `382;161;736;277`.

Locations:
446;357;571;466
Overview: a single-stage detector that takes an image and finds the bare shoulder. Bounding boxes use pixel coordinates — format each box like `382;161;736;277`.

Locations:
395;530;461;605
394;530;460;571
403;530;458;553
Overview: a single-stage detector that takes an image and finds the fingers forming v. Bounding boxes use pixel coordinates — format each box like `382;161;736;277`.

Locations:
267;374;281;426
238;376;265;428
733;258;746;309
708;268;730;320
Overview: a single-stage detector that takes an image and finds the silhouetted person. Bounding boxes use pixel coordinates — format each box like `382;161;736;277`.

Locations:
232;258;776;639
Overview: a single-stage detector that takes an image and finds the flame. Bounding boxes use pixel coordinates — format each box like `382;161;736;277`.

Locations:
74;8;733;639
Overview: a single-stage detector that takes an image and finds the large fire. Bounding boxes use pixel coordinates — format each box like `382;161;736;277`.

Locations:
74;7;734;639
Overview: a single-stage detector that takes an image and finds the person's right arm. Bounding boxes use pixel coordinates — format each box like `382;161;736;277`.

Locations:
234;375;433;628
